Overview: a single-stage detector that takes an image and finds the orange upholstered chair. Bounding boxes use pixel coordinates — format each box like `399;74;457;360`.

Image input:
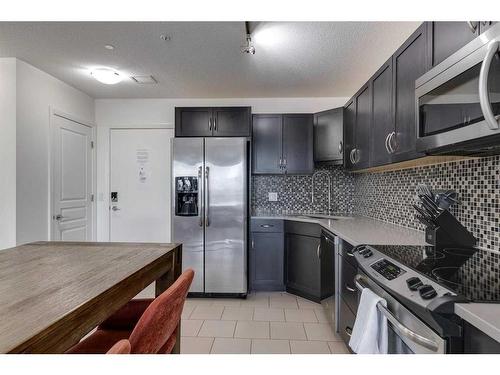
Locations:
107;339;131;354
67;269;194;354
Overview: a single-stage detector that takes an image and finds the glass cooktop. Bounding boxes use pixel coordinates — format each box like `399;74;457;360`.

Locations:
368;244;500;302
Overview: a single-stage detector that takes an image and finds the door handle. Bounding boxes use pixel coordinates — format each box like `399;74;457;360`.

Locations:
53;214;65;221
205;166;210;226
479;40;500;130
198;166;203;227
111;206;121;211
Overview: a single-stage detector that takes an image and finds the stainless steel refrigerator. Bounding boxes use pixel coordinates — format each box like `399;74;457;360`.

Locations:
172;137;247;295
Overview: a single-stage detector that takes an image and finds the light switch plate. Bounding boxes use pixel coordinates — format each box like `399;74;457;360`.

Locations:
268;192;278;202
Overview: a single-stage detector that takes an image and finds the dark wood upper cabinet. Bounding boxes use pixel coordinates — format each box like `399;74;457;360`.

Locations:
353;84;371;170
313;107;344;164
252;114;283;174
175;107;213;137
252;113;313;175
392;23;429;162
429;21;479;67
343;99;356;170
370;58;394;167
212;107;251;137
282;114;314;174
175;106;251;137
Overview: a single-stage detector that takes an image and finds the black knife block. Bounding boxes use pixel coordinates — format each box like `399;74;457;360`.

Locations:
424;209;476;248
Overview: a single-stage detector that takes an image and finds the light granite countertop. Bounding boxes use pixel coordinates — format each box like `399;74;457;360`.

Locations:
251;213;427;246
455;303;500;343
253;213;500;343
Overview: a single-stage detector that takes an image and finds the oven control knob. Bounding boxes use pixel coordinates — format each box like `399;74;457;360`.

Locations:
418;285;437;300
406;277;424;291
363;250;373;258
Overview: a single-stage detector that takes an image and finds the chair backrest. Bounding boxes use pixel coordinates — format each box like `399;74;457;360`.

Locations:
128;269;194;354
107;339;131;354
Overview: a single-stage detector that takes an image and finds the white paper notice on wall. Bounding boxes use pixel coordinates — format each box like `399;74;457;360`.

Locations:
136;149;150;183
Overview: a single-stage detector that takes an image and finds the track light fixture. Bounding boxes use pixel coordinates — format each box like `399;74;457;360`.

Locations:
241;21;255;55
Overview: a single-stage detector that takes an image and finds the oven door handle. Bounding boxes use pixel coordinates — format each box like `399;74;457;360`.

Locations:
354;275;440;353
479;40;500;130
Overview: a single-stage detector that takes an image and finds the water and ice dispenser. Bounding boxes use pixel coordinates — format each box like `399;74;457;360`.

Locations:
175;176;198;216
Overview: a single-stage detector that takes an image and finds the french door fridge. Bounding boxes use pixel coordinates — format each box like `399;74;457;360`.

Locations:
172;137;247;295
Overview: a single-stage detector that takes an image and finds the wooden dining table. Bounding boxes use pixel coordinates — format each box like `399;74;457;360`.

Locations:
0;241;182;354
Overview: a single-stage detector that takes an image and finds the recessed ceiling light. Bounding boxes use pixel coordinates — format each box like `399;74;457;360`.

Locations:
104;44;115;50
90;68;122;85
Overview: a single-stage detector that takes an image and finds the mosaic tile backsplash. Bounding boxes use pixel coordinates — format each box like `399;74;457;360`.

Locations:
251;155;500;251
251;165;355;215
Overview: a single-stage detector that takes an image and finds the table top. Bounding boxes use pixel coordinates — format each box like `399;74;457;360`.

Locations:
0;241;180;353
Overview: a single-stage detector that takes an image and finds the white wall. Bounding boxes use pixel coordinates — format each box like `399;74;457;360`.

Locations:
0;59;17;250
16;60;95;245
94;97;348;240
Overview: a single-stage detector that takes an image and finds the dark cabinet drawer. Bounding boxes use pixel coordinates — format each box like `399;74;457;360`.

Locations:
339;298;356;346
285;220;321;238
251;219;284;233
340;258;359;314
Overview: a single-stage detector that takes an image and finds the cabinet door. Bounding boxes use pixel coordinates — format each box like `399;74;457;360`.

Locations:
286;234;321;300
340;257;359;313
353;84;371;170
250;232;284;291
430;21;479;67
282;114;314;174
479;21;496;34
314;108;344;163
175;107;213;137
252;114;283;174
393;23;429;161
212;107;251;137
343;99;356;170
370;58;394;167
339;297;356;347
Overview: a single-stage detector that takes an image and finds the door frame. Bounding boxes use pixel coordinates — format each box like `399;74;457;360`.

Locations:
49;108;96;241
107;125;174;241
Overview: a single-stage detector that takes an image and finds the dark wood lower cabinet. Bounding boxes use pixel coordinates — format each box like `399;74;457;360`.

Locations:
463;322;500;354
285;222;334;303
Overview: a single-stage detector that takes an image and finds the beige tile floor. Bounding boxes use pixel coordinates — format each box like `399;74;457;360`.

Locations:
180;292;351;354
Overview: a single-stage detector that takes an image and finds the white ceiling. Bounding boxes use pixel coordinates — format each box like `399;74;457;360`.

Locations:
0;22;420;99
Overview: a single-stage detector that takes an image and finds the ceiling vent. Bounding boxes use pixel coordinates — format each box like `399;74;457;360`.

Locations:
131;75;158;84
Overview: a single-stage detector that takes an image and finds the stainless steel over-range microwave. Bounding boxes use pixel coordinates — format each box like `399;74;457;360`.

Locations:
415;23;500;155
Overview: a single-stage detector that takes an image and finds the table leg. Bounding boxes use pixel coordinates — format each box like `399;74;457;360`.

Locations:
155;245;182;354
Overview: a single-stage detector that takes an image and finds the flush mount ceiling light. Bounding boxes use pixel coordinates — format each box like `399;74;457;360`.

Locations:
240;21;255;55
104;44;115;50
90;68;123;85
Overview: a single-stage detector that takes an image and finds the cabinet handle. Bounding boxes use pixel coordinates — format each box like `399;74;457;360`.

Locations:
354;148;361;164
283;158;287;166
208;118;212;131
317;243;321;258
466;21;478;34
349;149;356;164
213;117;217;132
345;326;352;337
338;141;343;154
251;240;254;249
388;131;398;154
345;284;357;293
385;133;392;154
346;249;355;257
279;158;283;169
260;224;274;228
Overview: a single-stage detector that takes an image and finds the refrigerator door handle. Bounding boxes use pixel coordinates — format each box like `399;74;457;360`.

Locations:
198;166;203;227
205;166;210;226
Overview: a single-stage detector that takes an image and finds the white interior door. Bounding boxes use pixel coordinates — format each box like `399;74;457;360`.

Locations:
110;128;173;242
52;114;93;241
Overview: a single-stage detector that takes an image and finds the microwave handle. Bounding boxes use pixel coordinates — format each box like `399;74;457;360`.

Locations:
479;40;500;130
